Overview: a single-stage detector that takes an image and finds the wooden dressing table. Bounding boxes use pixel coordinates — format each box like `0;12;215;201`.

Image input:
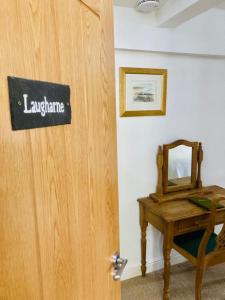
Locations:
138;140;225;300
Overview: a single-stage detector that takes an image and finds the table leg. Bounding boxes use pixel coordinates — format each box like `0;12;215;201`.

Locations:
141;221;148;277
139;203;148;277
163;222;174;300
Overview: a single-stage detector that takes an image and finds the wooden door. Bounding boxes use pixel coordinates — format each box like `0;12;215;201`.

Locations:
0;1;120;299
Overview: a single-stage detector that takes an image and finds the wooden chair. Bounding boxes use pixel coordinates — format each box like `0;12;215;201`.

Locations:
173;196;225;300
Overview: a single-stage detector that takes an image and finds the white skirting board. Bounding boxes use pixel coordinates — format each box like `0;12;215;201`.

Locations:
121;254;186;281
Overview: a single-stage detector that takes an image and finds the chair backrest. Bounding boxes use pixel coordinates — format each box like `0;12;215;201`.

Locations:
197;195;225;266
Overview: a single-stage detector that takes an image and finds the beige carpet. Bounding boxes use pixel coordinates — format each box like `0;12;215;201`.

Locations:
122;262;225;300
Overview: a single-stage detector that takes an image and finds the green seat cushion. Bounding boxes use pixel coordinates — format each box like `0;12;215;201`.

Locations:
174;230;217;257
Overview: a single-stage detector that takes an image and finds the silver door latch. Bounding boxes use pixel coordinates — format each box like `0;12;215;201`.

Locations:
112;252;128;281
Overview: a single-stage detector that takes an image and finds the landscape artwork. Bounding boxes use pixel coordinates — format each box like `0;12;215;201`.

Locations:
132;80;157;103
120;67;167;117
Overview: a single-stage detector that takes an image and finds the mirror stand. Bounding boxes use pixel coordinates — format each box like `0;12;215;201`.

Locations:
197;142;203;189
156;146;164;196
151;140;205;203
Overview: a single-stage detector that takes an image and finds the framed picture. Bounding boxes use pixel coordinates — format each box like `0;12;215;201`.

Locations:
120;67;167;117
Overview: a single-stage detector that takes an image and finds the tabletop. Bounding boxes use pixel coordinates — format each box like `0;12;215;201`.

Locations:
138;185;225;222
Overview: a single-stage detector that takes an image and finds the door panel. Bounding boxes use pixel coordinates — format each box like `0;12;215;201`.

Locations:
0;1;120;299
80;0;101;15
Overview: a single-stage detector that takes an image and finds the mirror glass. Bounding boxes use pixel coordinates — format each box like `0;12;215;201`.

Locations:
168;145;192;187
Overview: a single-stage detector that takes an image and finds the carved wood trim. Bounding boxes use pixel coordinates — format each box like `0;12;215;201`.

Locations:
79;0;101;16
156;146;163;196
197;142;203;188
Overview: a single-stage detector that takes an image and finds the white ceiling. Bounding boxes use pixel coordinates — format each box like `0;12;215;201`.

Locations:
114;0;225;28
114;0;136;7
114;0;168;8
114;0;225;9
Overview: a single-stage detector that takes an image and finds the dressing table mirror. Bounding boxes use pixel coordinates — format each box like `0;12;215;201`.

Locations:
151;139;204;202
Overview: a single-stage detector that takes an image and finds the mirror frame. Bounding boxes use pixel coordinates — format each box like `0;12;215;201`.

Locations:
163;139;199;193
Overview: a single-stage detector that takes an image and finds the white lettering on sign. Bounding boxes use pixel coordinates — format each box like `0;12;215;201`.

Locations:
23;94;65;117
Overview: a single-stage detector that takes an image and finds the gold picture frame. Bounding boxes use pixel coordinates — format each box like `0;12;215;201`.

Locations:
120;67;167;117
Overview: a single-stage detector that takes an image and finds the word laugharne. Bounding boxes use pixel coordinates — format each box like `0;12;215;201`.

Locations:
23;94;65;117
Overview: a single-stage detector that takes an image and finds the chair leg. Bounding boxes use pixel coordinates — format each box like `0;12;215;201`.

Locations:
195;266;204;300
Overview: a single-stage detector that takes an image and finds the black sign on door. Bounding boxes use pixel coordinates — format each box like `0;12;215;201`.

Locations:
8;76;71;130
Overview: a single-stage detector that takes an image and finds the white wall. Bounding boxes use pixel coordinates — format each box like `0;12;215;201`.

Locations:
115;7;225;279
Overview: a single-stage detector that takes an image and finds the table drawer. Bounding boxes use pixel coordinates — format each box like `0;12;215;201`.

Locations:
175;215;209;235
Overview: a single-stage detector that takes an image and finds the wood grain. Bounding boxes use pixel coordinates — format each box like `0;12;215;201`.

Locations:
80;0;101;15
0;0;120;299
